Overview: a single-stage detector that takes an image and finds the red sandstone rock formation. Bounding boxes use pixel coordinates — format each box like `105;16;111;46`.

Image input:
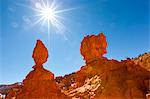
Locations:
14;40;68;99
56;33;150;99
80;33;107;63
4;33;150;99
57;58;149;99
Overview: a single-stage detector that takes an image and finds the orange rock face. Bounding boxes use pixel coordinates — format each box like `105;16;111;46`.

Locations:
80;33;107;63
56;56;150;99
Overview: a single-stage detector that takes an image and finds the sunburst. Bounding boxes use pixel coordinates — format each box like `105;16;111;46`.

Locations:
31;0;74;37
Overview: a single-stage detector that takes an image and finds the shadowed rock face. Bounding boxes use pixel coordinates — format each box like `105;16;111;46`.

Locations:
14;40;68;99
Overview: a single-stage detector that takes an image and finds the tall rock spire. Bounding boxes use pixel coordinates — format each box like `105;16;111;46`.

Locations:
15;40;68;99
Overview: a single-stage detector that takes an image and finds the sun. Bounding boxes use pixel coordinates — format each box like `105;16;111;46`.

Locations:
41;8;55;20
34;1;58;27
32;0;74;36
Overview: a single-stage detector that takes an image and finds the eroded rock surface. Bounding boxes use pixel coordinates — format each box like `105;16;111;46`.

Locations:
32;40;48;68
56;59;150;99
80;33;107;63
133;52;150;71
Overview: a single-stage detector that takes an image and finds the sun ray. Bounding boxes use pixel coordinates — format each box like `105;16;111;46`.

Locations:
54;8;77;14
18;0;76;41
34;17;44;25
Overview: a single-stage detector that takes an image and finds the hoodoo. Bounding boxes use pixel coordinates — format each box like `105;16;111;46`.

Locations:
14;40;68;99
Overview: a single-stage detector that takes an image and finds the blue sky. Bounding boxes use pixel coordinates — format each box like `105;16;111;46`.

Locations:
0;0;149;84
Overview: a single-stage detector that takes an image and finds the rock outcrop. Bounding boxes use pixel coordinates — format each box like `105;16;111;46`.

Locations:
14;40;68;99
56;59;150;99
56;33;150;99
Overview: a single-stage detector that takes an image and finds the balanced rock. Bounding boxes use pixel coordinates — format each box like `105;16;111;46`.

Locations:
15;40;68;99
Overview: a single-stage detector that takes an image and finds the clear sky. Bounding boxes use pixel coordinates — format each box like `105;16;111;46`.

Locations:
0;0;149;84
